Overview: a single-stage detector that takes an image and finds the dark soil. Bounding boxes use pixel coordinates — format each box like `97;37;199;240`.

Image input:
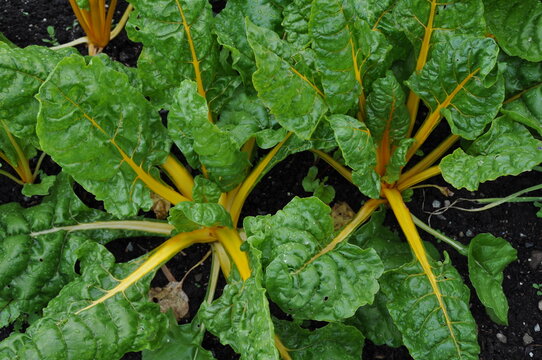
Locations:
1;1;541;359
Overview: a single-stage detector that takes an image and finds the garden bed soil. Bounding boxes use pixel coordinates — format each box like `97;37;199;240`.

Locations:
1;1;541;359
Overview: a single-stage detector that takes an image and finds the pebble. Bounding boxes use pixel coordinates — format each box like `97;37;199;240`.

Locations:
529;250;542;269
444;200;451;207
466;229;474;237
535;324;540;332
523;333;534;345
432;200;441;208
459;231;464;237
539;300;542;311
525;242;534;248
125;242;133;252
496;333;507;343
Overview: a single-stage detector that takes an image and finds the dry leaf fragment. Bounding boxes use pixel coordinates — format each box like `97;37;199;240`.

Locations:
331;202;355;231
149;281;189;321
151;192;171;219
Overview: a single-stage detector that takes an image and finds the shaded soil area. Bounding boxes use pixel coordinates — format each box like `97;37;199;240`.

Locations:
1;1;541;359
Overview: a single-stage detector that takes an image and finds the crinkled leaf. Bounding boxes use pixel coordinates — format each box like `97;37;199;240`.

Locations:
126;0;218;108
192;176;221;203
502;86;542;136
394;0;485;54
247;20;327;139
0;242;169;359
381;254;480;360
499;54;542;98
206;75;242;114
168;202;232;233
214;0;283;83
347;293;403;347
168;81;250;191
0;173;153;327
37;56;170;217
406;36;504;139
273;319;364;359
329;114;380;198
142;317;214;360
483;0;542;62
384;138;415;184
0;32;16;47
468;233;517;325
282;0;312;49
0;44;76;145
440;117;542;190
199;248;278;360
244;197;383;321
21;173;56;197
366;71;409;144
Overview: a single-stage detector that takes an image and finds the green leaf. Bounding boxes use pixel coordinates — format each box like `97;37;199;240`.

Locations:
244;197;383;321
168;80;250;191
0;44;76;146
21;173;56;197
0;120;36;167
301;166;335;204
126;0;218;108
199;248;278;360
347;293;403;347
192;176;221;203
366;71;409;144
273;319;365;359
406;36;504;139
468;233;517;325
394;0;486;54
247;20;327;139
502;86;542;136
143;317;214;360
384;138;415;184
0;173;114;326
282;0;312;49
0;32;16;48
168;202;232;233
328;114;380;198
206;75;243;114
381;254;480;360
36;55;171;217
440;117;542;190
483;0;542;62
499;54;542;98
0;242;169;359
214;0;283;84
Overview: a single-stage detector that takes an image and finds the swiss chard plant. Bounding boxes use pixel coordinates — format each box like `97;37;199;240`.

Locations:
0;0;541;359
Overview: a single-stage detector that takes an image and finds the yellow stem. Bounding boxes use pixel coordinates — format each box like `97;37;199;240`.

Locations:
310;149;353;184
75;228;216;314
382;188;461;357
215;227;251;281
230;133;291;227
400;135;458;183
406;0;437;137
297;199;384;272
0;150;25;181
397;166;441;191
30;220;174;237
212;242;232;279
1;121;32;183
161;155;194;200
275;335;292;360
110;4;132;40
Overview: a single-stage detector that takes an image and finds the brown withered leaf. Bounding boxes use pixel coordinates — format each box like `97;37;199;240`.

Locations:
331;202;355;231
149;281;189;321
151;192;171;219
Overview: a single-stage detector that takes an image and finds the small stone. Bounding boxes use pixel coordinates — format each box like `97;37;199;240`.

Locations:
125;242;133;252
444;200;451;207
496;333;507;343
526;242;535;248
194;273;203;282
535;324;540;332
466;229;474;237
529;251;542;269
432;200;441;208
523;333;534;345
529;352;534;358
459;231;464;238
538;300;542;311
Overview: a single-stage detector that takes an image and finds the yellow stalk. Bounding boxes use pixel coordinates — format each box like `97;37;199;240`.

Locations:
1;121;32;183
348;36;365;120
296;199;384;273
310;149;353;184
0;150;25;181
289;67;325;98
215;227;251;281
161;155;194;200
275;336;292;360
110;4;133;40
407;68;480;161
400;134;458;183
406;0;437;136
68;0;94;40
30;220;174;237
396;165;441;191
382;188;461;356
230;133;291;227
212;242;232;279
75;228;216;314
